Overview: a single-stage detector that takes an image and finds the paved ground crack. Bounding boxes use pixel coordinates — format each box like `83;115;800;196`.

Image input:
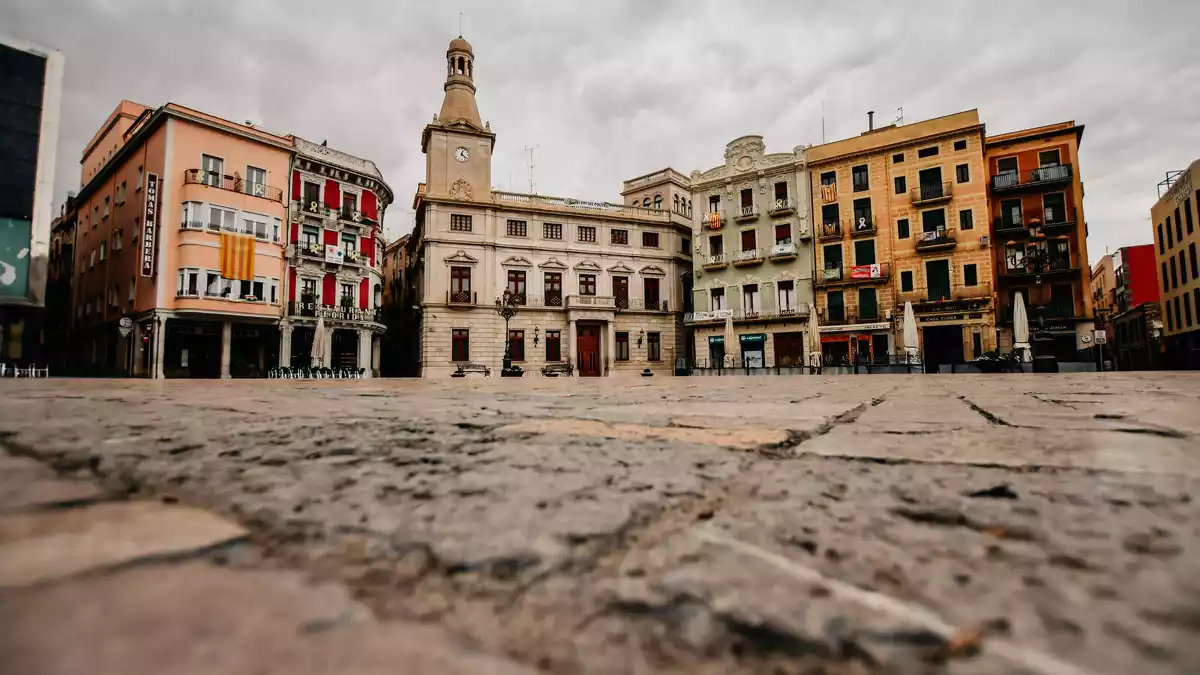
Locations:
958;394;1015;426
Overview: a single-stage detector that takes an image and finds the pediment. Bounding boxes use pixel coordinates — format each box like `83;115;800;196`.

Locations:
538;257;568;270
573;259;602;272
607;262;634;274
639;265;667;277
501;255;532;268
443;249;479;265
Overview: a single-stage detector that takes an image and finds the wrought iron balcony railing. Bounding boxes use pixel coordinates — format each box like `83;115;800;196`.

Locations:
769;198;796;215
734;205;760;221
915;227;957;251
184;169;284;202
991;164;1073;191
911;181;952;205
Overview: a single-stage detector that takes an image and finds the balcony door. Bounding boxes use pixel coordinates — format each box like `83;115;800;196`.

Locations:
577;325;601;376
544;272;562;307
1001;199;1022;228
303;182;320;208
918;167;943;198
613;276;629;309
926;259;951;301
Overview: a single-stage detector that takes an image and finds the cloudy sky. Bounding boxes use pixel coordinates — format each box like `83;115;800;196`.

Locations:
6;0;1200;262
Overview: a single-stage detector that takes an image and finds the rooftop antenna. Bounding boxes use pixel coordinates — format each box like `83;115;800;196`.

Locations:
895;107;904;126
525;144;540;194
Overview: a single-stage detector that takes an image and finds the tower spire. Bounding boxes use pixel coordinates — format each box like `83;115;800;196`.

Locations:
437;36;482;130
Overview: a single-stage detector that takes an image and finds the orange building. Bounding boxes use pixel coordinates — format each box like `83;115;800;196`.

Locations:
985;122;1093;361
67;101;292;377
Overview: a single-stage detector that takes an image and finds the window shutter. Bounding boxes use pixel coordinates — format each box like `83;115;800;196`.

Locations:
324;179;340;209
359;278;369;309
291;170;300;202
290;222;299;244
362;191;377;221
322;272;336;305
323;228;338;246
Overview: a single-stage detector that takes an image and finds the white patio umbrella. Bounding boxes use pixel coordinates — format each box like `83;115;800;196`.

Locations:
723;311;736;367
902;301;919;362
1013;291;1031;362
807;301;822;368
310;316;327;368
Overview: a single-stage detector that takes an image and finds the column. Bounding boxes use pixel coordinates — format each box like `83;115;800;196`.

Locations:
323;326;333;367
606;321;616;376
279;324;292;369
152;315;166;379
131;322;144;377
568;319;577;373
372;335;381;377
220;321;232;379
358;329;372;378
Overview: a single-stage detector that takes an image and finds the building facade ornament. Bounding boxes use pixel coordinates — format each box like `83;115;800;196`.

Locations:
449;178;473;201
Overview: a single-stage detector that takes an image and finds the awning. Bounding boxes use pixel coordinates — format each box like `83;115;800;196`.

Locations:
819;322;890;334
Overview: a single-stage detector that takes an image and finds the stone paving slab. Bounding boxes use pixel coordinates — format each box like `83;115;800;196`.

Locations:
0;374;1198;674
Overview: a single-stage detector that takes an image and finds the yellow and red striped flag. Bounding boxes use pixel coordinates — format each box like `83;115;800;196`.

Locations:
219;232;255;281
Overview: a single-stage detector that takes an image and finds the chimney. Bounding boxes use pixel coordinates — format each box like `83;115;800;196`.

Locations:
867;111;875;132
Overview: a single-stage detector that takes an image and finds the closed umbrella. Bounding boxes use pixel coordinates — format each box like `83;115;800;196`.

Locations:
902;301;919;363
311;316;327;368
807;301;822;368
723;311;736;367
1013;291;1030;362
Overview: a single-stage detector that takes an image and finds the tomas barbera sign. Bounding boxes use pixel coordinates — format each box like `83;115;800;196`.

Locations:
140;173;161;277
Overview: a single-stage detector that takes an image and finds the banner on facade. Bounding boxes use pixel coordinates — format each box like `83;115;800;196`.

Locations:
219;232;255;280
849;263;881;280
324;244;344;264
140;173;160;277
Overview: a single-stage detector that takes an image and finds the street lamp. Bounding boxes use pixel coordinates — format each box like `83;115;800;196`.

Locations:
495;289;523;377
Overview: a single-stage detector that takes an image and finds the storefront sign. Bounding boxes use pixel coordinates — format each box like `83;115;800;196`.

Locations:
919;313;965;323
140;173;160;277
739;333;766;344
707;336;724;344
295;301;378;323
819;322;889;334
324;244;344;264
849;263;882;280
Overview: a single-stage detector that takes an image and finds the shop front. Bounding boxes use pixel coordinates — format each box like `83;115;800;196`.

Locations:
818;321;891;366
916;311;993;373
739;333;767;367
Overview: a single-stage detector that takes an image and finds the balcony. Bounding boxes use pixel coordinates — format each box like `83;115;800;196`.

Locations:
1001;255;1080;279
991;164;1073;193
769;198;796;216
685;305;810;324
732;248;764;266
184;169;284;203
447;290;476;306
290;241;327;261
567;294;616;310
911;181;952;206
818;221;843;241
770;242;798;260
701;211;727;230
915;227;957;252
816;262;891;287
896;282;992;309
702;253;728;270
993;214;1026;236
734;205;760;222
337;207;377;228
616;298;670;312
849;217;876;237
295;199;332;217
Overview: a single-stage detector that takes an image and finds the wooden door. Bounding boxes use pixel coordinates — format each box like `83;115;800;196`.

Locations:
577;326;600;376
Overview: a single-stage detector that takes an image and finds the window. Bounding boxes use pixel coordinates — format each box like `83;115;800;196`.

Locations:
955;164;969;183
1170;257;1178;289
894;176;906;195
1175;297;1183;331
341;233;356;257
546;330;561;361
851;165;869;192
709;234;724;255
103;196;110;219
302;224;320;246
1167;215;1175;248
852;198;872;231
711;287;725;311
1176;207;1184;242
506;219;527;237
959;209;974;230
774;182;788;202
245;166;266;196
964;264;978;286
918;146;939;158
922;208;946;234
1038;150;1061;166
642;232;659;248
892;153;905;164
820;171;836;186
708;194;721;212
611;229;628;245
201;154;223;186
303;181;320;207
775;223;791;245
644;277;660;308
823;243;843;269
739;188;754;213
897;218;910;239
245;214;271;240
136;166;144;190
177;268;200;296
682;237;690;253
821;203;840;227
340;283;355;305
543;222;562;239
272;218;282;243
901;270;914;292
858;288;878;320
1190;243;1198;279
342;192;358;215
506;270;527;303
615;332;630;361
544;272;562;305
116;180;126;205
1162;262;1169;289
1187;197;1195;233
647;332;661;361
509;330;525;361
828;291;845;321
301;278;318;301
743;284;759;314
954;140;967;151
854;239;875;265
209;205;236;231
578;225;596;242
88;248;96;268
778;279;795;311
1181;250;1189;285
1042;193;1067;224
579;274;596;296
99;241;107;261
450;266;471;301
740;229;757;251
450;214;472;232
452;329;470;362
1186;292;1194;328
997;157;1018;176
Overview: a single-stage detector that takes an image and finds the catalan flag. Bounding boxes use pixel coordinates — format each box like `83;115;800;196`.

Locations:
707;211;721;229
219;232;255;281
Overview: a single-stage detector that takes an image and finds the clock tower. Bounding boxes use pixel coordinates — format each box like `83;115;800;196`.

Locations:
421;36;495;202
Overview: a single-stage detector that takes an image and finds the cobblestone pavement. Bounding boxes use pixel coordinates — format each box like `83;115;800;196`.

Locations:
1;373;1198;675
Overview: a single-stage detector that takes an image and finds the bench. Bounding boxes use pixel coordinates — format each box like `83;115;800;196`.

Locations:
451;363;491;377
540;362;574;377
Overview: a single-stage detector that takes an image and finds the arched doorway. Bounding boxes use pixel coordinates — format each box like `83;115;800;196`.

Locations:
331;329;358;370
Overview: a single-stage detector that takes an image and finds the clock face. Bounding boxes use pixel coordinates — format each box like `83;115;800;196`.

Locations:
455;147;469;162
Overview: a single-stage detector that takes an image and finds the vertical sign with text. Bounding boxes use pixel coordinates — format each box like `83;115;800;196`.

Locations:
140;173;160;277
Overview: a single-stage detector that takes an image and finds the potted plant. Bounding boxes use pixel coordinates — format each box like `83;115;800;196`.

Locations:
971;349;1018;373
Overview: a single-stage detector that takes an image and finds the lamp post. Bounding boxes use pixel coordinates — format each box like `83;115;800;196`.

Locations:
495;289;523;377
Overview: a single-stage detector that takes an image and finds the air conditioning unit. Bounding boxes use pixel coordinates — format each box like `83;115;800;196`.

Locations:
980;235;990;248
797;222;811;239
